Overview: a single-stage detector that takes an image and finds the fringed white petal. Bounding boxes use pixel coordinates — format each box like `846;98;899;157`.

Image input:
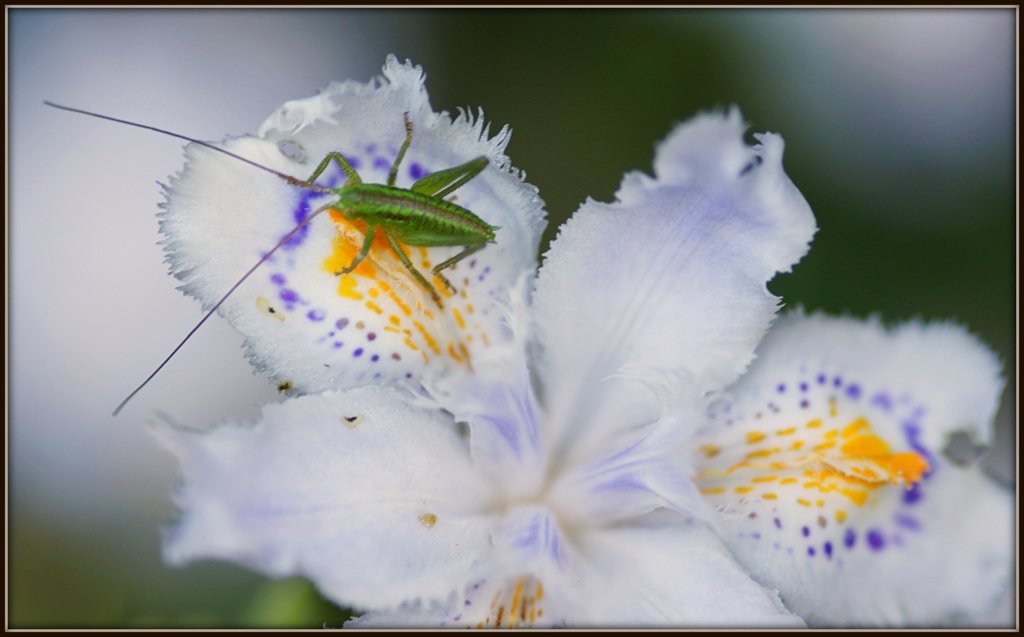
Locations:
532;108;815;464
154;387;499;610
160;55;546;396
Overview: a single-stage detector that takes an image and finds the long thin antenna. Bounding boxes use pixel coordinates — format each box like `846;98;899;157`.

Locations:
44;101;330;192
44;101;337;415
111;201;335;416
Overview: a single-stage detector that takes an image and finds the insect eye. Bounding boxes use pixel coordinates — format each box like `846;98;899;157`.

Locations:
278;140;306;162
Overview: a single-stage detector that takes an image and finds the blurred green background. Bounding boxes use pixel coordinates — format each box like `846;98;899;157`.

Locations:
9;8;1015;628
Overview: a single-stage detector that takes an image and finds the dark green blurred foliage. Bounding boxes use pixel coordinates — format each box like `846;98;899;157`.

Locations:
10;510;350;628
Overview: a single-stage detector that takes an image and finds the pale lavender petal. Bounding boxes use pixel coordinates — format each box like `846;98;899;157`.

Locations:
431;281;547;498
569;511;805;627
155;387;498;610
547;367;712;527
532;109;815;463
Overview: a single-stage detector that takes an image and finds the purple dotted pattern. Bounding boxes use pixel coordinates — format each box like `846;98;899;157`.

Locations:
253;143;444;370
705;362;936;568
247;133;509;391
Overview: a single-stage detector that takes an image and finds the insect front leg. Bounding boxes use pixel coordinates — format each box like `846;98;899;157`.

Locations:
304;152;363;187
334;223;378;276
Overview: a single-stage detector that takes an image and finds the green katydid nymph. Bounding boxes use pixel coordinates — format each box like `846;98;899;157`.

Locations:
44;101;499;415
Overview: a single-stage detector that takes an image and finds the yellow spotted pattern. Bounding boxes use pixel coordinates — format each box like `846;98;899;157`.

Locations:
697;413;929;522
473;576;545;629
321;211;492;368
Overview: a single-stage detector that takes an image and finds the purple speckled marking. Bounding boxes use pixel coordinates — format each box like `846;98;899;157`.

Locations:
807;547;816;557
285;195;316;247
285;157;354;249
903;481;923;505
408;162;426;179
373;156;390;171
752;532;761;539
817;373;827;385
824;541;833;559
270;273;286;285
844;528;857;548
774;518;783;529
286;188;331;249
802;526;810;537
365;143;377;154
895;513;921;531
333;341;343;348
465;599;472;606
353;348;364;357
371;354;379;362
866;529;885;551
845;384;862;400
280;288;299;303
800;382;809;392
367;332;377;341
902;420;934;476
800;400;809;409
307;308;326;322
777;383;786;393
336;318;350;330
832;375;842;387
872;393;893;411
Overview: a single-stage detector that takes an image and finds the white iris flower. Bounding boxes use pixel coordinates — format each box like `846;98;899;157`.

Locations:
152;56;1010;628
693;311;1011;627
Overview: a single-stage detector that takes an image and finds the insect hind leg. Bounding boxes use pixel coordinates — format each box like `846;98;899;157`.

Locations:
431;243;487;293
